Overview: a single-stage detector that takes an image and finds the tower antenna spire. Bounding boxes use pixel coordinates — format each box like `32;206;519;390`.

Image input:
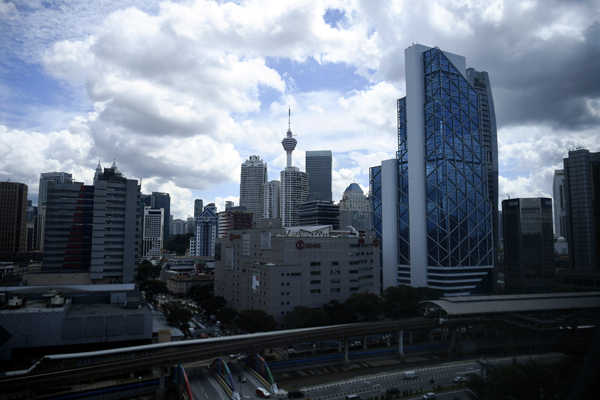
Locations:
288;105;291;132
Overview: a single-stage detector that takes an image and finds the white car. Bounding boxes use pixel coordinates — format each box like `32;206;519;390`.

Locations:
256;387;270;398
423;393;436;400
453;376;466;383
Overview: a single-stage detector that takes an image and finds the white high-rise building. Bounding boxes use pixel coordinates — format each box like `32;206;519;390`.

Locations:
339;183;371;231
240;155;267;228
142;207;163;259
263;180;280;219
280;108;308;227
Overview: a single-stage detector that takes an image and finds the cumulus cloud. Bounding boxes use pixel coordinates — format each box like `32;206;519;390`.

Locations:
1;0;599;219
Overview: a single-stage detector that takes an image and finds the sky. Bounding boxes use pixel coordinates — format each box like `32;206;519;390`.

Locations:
1;0;599;220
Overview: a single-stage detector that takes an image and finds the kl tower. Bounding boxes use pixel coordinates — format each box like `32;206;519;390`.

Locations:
281;107;297;167
279;107;308;227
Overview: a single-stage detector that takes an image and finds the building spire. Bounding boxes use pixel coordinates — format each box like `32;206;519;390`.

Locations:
281;106;297;168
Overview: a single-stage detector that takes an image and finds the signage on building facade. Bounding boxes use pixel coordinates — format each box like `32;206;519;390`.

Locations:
295;240;321;250
229;233;242;241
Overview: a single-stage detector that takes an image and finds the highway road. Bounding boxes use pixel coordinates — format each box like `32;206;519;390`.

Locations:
185;352;562;400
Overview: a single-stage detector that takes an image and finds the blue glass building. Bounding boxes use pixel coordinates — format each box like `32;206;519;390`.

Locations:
371;45;496;295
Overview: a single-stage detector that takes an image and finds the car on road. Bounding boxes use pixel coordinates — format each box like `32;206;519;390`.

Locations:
256;387;270;398
453;376;466;383
423;393;436;399
403;371;418;379
287;390;304;398
238;375;246;383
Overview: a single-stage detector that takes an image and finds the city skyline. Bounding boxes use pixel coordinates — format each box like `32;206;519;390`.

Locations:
1;0;599;220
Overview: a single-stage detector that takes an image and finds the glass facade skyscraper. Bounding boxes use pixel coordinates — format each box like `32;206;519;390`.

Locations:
305;150;332;202
240;155;268;228
371;44;496;295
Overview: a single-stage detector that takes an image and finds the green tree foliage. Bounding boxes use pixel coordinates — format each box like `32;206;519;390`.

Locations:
202;295;227;315
215;306;238;325
344;292;384;321
140;280;169;298
237;309;276;333
163;233;193;256
189;283;214;304
283;306;330;329
322;300;356;324
163;302;193;328
136;260;161;282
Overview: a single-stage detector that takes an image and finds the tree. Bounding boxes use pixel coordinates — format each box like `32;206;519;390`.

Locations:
163;233;194;256
136;260;161;282
202;295;227;315
284;306;330;329
381;285;422;319
215;306;238;326
189;283;214;304
322;300;355;324
140;280;169;298
344;292;384;321
237;310;276;333
163;302;193;328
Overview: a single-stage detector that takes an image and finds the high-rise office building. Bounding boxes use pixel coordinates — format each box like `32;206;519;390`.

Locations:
553;169;567;239
339;183;371;231
37;171;74;251
298;200;339;228
151;192;171;240
0;182;28;255
280;108;309;227
502;198;555;294
190;203;218;257
371;44;496;295
306;150;332;202
562;149;600;280
194;199;203;217
142;207;164;260
44;161;140;284
263;180;280;220
217;208;253;238
240;155;268;228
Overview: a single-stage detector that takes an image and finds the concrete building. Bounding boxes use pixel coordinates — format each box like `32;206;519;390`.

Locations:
339;183;371;231
559;149;600;290
190;204;218;257
37;172;74;251
151;192;171;240
43;161;140;284
167;273;213;296
240;155;268;228
502;198;555;294
371;45;496;295
298;200;339;228
305;150;332;202
0;284;151;361
214;226;380;324
263;180;280;219
171;219;187;235
218;208;253;238
142;207;164;260
0;182;28;256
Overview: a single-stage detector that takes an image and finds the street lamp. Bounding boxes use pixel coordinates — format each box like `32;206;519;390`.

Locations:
139;376;142;400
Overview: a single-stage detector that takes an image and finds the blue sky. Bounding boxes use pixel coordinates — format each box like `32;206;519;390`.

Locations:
1;0;599;219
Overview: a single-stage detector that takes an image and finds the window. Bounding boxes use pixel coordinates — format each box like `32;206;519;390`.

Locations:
331;261;340;266
310;289;321;294
310;271;321;276
310;280;321;285
330;279;340;284
310;261;321;266
330;288;340;293
330;270;341;275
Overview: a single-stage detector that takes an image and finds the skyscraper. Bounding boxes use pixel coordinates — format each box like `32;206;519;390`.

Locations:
142;207;163;260
371;44;496;295
502;198;555;294
305;150;332;202
263;180;280;220
0;182;28;255
194;199;203;217
280;108;309;227
339;183;371;231
190;203;218;257
563;149;600;273
37;171;74;250
553;169;567;239
240;155;268;228
151;192;171;240
44;161;140;283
